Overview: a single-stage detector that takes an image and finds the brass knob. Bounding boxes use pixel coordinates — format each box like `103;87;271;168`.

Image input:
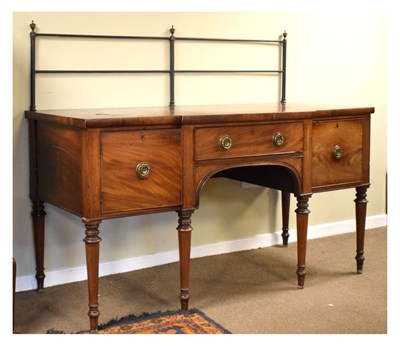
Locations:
136;162;151;179
219;135;233;151
332;145;343;160
272;132;284;147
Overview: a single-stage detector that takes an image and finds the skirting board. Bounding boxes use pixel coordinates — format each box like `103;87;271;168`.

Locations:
16;214;387;292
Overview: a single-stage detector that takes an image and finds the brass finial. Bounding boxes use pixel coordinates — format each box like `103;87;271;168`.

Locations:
170;25;175;37
30;20;36;33
283;30;287;40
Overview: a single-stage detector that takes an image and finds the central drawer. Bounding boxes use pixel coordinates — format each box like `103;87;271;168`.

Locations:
101;129;182;214
194;123;304;161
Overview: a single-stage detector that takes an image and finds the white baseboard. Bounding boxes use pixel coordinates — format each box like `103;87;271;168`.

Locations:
16;214;387;292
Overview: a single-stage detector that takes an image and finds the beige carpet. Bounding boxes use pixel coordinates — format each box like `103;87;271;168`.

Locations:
14;227;386;334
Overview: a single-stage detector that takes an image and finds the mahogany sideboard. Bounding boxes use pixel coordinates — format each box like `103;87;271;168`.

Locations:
25;102;373;331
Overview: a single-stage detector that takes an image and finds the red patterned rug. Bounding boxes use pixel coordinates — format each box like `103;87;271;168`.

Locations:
48;309;231;334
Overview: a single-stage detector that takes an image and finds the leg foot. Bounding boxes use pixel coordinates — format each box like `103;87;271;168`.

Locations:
355;251;365;274
177;209;194;310
180;288;190;310
296;265;306;289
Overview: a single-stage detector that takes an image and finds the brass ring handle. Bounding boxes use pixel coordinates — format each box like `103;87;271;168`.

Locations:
272;132;284;147
136;162;151;179
219;135;233;151
332;145;343;160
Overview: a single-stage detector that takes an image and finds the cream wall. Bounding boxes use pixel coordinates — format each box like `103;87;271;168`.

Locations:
13;12;387;285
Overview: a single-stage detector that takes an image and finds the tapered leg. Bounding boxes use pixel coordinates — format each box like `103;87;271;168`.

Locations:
354;186;368;274
281;191;291;246
295;195;310;288
177;209;194;310
83;219;102;332
31;199;46;291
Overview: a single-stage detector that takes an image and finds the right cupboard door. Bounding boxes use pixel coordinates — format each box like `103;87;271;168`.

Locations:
311;118;366;191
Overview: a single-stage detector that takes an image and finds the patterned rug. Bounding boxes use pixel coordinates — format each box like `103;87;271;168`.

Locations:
48;309;231;334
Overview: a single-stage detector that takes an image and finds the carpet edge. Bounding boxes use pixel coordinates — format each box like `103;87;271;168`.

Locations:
47;308;232;334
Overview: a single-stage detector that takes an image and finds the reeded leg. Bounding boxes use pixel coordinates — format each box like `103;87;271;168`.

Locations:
354;186;368;274
281;191;291;246
31;199;46;291
177;209;194;310
83;219;102;332
295;195;311;288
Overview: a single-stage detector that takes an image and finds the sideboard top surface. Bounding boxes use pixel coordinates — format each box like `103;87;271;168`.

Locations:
25;103;374;128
